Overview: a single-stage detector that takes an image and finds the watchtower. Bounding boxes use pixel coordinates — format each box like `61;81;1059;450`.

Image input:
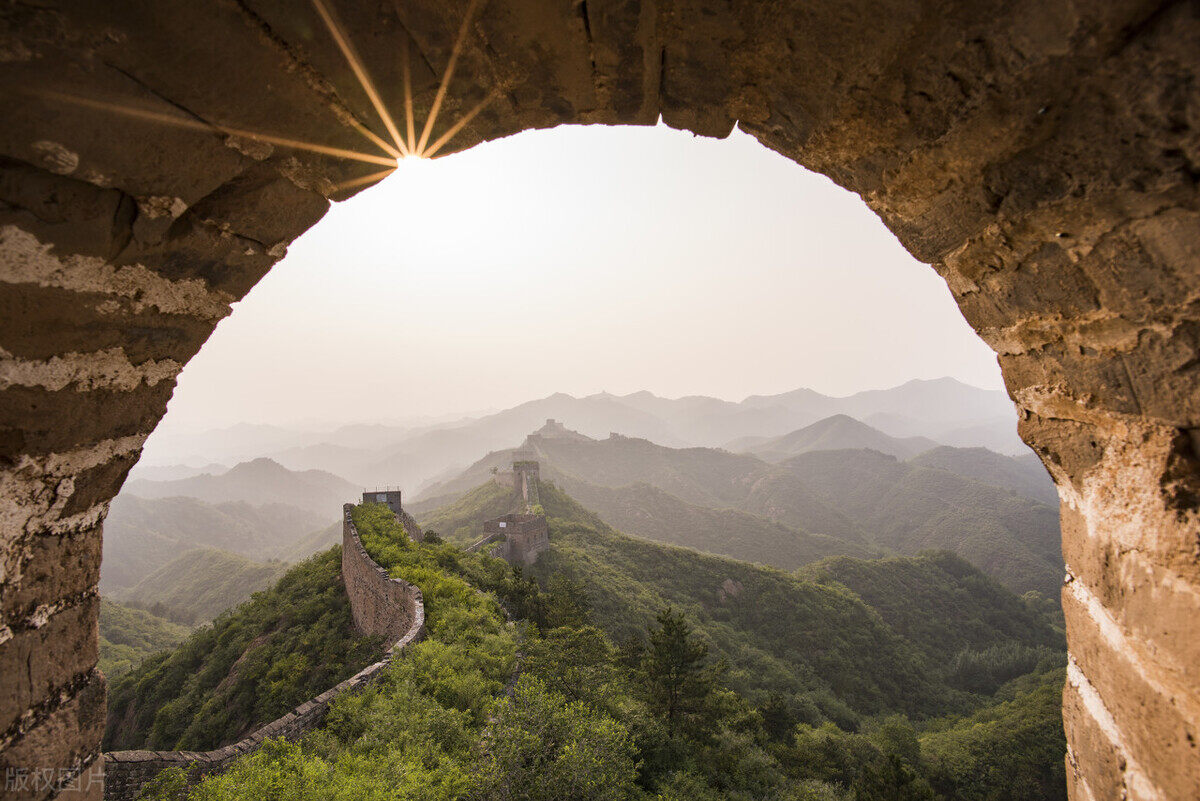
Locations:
482;513;550;567
362;488;403;518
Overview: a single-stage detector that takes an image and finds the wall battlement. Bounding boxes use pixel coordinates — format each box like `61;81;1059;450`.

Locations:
100;505;424;801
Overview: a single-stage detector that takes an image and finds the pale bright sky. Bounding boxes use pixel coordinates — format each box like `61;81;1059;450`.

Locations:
159;122;1002;430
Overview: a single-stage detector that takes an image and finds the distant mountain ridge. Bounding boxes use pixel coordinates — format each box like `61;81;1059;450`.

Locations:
101;492;332;592
734;414;940;461
114;548;288;625
419;419;1061;595
138;378;1025;491
123;457;357;518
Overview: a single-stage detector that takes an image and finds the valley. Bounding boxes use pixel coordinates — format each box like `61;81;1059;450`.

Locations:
99;378;1067;800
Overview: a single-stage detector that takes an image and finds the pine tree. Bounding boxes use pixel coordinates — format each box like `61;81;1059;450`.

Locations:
643;607;713;736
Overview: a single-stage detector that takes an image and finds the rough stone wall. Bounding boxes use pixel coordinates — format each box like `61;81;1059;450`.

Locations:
396;507;425;545
98;505;424;801
481;513;549;566
341;504;423;644
0;1;1197;798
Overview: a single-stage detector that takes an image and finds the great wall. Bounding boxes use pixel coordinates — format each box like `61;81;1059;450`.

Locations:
99;503;426;801
99;468;547;800
466;458;550;566
2;4;1197;797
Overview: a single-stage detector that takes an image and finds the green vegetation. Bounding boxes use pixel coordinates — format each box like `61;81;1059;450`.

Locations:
98;599;190;677
134;493;1066;800
422;432;1062;596
559;477;874;570
417;479;523;545
781;449;1062;595
797;552;1064;663
921;666;1067;799
534;481;1057;719
115;548;288;625
104;548;382;751
101;493;330;593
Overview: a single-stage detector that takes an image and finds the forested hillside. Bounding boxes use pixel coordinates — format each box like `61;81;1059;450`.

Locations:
138;498;1065;801
909;446;1059;506
558;477;875;569
533;482;1058;717
99;600;190;676
418;429;1061;595
781;449;1062;595
104;548;382;751
113;548;289;625
102;493;330;592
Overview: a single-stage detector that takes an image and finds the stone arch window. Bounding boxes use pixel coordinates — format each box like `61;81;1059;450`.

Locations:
1;2;1197;799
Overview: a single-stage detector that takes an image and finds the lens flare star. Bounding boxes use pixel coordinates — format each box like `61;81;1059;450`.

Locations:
30;0;497;195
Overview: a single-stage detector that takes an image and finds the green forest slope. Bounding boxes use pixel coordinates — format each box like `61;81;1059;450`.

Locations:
419;432;1061;595
102;493;330;592
781;450;1062;595
556;477;875;569
104;548;382;751
533;482;1057;719
129;500;1066;801
114;548;289;625
99;600;190;677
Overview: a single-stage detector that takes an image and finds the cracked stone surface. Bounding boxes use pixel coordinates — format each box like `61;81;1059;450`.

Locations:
0;1;1197;799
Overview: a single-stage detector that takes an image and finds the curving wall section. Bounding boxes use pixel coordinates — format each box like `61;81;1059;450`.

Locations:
0;1;1197;798
99;506;424;801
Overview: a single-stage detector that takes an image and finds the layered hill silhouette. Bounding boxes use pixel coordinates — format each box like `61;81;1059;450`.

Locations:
782;448;1062;596
114;548;289;625
419;418;1061;595
123;457;357;517
102;493;331;592
139;378;1025;490
421;478;1062;716
733;413;939;461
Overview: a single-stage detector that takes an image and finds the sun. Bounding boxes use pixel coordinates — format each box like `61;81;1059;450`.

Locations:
33;0;494;196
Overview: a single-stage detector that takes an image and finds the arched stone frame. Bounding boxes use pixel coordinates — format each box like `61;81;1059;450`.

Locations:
0;1;1196;799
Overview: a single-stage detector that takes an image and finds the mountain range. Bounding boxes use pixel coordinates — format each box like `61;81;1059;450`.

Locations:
136;378;1026;491
123;458;358;517
417;416;1061;596
101;492;331;592
113;548;289;625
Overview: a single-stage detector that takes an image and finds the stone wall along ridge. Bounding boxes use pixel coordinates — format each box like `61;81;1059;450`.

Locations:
100;504;424;801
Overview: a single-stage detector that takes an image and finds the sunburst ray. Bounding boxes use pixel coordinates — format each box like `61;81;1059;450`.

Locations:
416;0;484;156
37;90;398;168
311;0;407;157
331;167;398;193
422;89;498;159
401;36;417;155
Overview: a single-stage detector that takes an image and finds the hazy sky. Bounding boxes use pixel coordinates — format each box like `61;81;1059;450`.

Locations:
158;122;1002;431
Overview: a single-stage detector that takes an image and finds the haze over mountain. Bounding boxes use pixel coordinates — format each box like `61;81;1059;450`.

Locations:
734;414;940;461
419;418;1060;595
114;549;289;625
136;378;1026;491
123;458;357;518
101;493;331;592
